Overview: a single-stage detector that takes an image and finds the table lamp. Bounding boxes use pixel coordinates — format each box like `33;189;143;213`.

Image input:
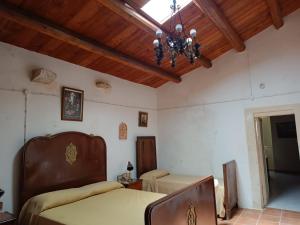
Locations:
0;189;4;211
127;161;134;180
0;189;4;198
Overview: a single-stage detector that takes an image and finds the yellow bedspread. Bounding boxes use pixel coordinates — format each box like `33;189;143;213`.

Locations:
141;173;225;217
20;181;165;225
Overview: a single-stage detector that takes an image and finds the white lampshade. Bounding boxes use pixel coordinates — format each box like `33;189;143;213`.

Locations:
153;39;160;47
186;37;193;46
156;29;163;38
190;29;197;38
175;24;183;32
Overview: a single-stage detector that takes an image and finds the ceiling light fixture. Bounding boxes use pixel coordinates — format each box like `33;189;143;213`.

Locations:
152;0;201;68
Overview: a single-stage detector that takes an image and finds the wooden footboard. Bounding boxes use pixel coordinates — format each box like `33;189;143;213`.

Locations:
223;160;238;219
145;176;217;225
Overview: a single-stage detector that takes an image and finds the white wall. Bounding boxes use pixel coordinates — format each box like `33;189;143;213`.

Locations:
0;42;157;212
157;10;300;209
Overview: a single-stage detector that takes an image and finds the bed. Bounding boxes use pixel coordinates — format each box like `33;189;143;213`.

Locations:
136;136;238;219
18;132;217;225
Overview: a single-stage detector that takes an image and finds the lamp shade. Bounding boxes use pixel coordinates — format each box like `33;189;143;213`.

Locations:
127;161;134;172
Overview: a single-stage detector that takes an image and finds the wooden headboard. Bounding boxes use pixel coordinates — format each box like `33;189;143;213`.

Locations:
136;136;157;178
20;132;107;206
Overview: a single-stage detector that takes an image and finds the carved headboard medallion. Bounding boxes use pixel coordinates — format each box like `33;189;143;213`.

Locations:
187;204;197;225
65;143;77;165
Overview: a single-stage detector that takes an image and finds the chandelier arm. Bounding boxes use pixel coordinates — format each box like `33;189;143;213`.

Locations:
169;12;172;36
178;10;187;38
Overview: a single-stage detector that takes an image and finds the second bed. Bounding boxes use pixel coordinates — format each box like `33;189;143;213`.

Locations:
136;136;238;219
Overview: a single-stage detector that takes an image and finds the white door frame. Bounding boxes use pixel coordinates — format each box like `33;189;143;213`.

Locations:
254;117;269;207
245;104;300;209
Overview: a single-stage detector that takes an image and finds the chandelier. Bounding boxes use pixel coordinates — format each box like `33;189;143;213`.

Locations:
153;0;201;68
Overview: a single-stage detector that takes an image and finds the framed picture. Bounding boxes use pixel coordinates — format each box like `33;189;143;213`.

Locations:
61;87;84;121
139;111;148;127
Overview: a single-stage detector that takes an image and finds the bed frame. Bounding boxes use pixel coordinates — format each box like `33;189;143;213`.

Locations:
136;136;238;220
19;132;217;225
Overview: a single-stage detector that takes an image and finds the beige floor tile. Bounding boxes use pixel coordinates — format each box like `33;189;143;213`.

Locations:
282;211;300;219
218;221;234;225
263;208;282;216
241;212;261;220
236;217;258;225
242;209;263;214
257;221;279;225
217;208;300;225
281;217;300;225
281;223;300;225
260;214;281;222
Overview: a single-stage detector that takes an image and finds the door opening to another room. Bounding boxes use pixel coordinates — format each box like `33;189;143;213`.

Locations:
258;114;300;211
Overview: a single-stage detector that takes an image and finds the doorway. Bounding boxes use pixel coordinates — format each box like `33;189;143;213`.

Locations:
258;114;300;211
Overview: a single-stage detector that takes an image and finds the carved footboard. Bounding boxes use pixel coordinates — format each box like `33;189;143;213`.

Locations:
145;176;217;225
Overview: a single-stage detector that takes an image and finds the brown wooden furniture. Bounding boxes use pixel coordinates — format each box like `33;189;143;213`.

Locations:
120;179;143;190
0;1;298;87
223;160;238;220
136;136;238;220
19;131;217;225
0;212;16;225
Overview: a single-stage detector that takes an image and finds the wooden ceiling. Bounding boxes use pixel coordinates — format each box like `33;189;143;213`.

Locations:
0;0;299;88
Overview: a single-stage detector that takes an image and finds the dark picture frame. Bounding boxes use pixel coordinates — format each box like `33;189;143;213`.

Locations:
61;87;84;121
139;111;148;127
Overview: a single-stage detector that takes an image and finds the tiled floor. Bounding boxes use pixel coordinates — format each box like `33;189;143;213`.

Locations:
218;208;300;225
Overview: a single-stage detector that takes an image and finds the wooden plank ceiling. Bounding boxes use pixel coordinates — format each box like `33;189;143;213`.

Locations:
0;0;299;88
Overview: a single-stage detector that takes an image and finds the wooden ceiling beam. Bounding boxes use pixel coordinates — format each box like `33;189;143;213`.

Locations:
192;0;245;52
0;2;181;83
266;0;283;29
98;0;212;68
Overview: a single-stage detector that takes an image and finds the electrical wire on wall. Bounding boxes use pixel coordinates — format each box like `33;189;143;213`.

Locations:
23;89;29;144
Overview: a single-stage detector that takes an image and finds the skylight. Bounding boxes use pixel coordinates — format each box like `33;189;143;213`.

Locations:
141;0;192;24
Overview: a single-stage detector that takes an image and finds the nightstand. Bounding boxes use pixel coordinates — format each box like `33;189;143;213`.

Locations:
0;212;16;225
120;179;143;190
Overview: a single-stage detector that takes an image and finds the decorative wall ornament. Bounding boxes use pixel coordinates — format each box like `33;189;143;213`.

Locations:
119;122;128;140
61;87;84;121
138;112;148;127
31;68;57;84
187;204;197;225
65;143;77;165
95;80;112;89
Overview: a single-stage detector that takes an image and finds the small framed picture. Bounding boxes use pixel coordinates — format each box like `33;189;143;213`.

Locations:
61;87;84;121
139;111;148;127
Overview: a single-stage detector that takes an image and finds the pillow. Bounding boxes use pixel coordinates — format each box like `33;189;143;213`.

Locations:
140;169;169;180
19;187;85;225
24;188;85;213
80;181;124;196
